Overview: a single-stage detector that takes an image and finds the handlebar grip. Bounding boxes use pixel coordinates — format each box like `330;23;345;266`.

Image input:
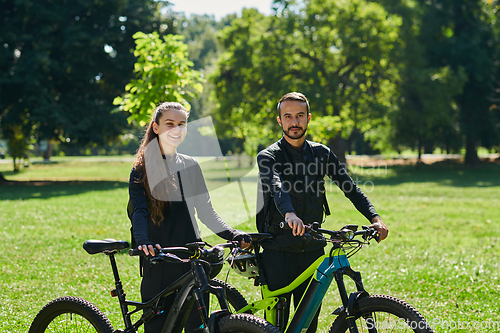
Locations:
129;248;159;256
129;248;141;256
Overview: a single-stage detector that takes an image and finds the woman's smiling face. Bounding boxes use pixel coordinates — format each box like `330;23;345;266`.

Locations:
153;108;188;154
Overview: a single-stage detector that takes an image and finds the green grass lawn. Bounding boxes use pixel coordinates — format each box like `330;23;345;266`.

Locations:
1;157;499;332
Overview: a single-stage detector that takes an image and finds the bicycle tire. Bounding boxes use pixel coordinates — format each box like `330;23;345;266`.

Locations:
330;295;434;333
218;313;281;333
29;296;114;333
210;279;249;312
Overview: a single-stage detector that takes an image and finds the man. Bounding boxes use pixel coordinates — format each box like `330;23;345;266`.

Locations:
256;92;388;332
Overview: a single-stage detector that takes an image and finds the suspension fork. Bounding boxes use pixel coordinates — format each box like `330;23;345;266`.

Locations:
334;267;370;333
191;261;230;328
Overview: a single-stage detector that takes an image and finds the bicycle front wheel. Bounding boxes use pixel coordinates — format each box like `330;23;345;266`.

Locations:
330;295;434;333
218;313;280;333
29;296;114;333
210;279;249;312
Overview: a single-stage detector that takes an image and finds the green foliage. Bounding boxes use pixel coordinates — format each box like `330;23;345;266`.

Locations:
0;0;167;164
212;0;402;157
114;32;204;126
308;115;341;143
418;0;499;164
4;124;30;171
175;14;237;122
395;65;467;157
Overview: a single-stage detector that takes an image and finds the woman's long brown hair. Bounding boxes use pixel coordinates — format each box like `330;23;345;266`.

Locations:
133;102;189;225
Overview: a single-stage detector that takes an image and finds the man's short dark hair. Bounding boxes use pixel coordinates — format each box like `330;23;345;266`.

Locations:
277;92;310;117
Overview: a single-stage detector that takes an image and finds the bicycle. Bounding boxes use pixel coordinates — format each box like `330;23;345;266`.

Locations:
225;222;434;333
29;238;280;333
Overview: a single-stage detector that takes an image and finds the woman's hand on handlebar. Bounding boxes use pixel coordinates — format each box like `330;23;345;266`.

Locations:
138;243;161;256
233;233;252;249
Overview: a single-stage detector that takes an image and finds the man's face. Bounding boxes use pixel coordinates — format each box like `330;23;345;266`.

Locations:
277;100;310;140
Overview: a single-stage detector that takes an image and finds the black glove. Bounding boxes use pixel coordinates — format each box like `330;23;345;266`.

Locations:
232;232;252;247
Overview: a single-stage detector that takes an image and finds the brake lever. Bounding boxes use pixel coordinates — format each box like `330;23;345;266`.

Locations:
361;226;380;243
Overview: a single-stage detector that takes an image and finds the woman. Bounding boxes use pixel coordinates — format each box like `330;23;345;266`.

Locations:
128;102;251;333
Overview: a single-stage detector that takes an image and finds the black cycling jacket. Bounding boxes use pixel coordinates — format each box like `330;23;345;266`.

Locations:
256;137;379;252
129;153;238;249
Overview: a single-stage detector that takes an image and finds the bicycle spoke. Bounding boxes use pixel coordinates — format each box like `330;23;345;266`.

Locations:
45;313;98;332
356;310;418;332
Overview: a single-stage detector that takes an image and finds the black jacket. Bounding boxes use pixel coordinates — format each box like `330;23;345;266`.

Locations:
256;137;378;252
129;153;238;249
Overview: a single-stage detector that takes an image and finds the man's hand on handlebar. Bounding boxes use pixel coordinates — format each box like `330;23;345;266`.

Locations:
284;212;306;236
369;216;388;242
138;243;161;256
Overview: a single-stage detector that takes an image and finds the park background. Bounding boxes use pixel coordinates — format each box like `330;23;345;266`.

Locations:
1;0;500;332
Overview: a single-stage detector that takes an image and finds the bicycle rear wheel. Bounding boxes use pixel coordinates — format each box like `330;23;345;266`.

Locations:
210;279;249;312
29;296;114;333
330;295;434;333
218;313;280;333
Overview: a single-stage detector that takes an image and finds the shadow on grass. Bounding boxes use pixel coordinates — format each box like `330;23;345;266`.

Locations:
351;161;500;188
0;180;128;200
2;161;499;202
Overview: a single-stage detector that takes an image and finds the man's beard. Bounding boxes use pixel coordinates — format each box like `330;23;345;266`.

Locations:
283;126;307;140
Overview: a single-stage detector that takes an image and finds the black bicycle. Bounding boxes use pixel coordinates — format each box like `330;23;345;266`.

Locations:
29;239;279;333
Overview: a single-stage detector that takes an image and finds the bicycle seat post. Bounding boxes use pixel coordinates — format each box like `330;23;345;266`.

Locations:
107;251;132;329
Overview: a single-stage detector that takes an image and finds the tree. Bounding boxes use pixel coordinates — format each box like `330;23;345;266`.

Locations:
113;31;203;125
376;0;467;161
174;13;236;121
420;0;498;165
394;66;466;161
0;0;169;170
212;0;401;162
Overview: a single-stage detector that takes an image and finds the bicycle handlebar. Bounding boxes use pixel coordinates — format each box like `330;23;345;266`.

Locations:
278;221;379;242
128;242;236;263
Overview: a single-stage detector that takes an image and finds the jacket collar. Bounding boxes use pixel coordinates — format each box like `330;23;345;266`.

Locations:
279;136;310;160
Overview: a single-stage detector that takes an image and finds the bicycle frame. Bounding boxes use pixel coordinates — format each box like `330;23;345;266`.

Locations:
236;244;366;333
106;251;230;333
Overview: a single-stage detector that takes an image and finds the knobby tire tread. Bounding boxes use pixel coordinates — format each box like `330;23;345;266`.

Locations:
218;313;281;333
330;294;434;333
29;296;114;333
210;278;249;312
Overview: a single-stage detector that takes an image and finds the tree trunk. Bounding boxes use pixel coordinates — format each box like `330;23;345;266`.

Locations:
464;135;479;166
329;133;347;167
417;137;423;165
43;140;53;162
13;157;19;172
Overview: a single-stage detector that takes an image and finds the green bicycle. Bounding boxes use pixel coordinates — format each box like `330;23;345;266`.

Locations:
226;222;434;333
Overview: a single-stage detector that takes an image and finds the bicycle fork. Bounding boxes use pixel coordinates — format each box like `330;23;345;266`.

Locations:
192;261;230;333
334;267;373;333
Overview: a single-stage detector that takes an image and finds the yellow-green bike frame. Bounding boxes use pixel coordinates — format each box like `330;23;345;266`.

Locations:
236;247;360;333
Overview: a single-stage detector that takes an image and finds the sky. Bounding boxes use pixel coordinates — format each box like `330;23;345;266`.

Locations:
167;0;274;20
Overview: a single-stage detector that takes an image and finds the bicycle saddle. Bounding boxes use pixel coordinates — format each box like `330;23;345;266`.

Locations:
83;239;130;254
